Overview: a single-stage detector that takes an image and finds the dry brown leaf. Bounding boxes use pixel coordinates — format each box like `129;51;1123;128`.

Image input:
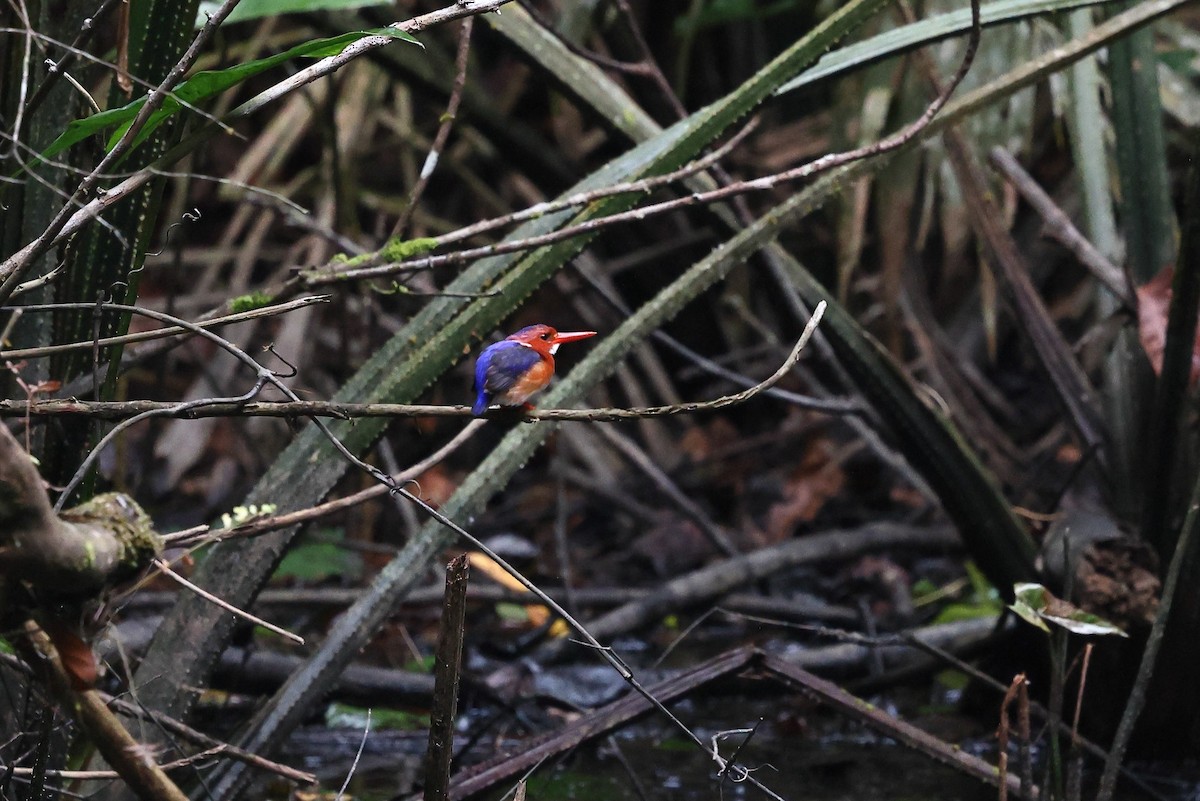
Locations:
1135;266;1200;384
761;442;845;543
42;617;98;690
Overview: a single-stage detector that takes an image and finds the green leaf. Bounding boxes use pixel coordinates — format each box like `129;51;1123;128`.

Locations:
494;602;530;623
965;561;1001;601
777;0;1119;95
935;602;1003;624
936;669;971;692
197;0;392;25
1158;47;1195;72
929;563;1006;623
273;533;362;582
1010;585;1053;633
1009;582;1128;637
404;654;436;673
325;703;429;730
40;29;420;160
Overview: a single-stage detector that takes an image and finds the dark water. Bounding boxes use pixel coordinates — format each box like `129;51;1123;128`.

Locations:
279;692;1003;801
272;663;1200;801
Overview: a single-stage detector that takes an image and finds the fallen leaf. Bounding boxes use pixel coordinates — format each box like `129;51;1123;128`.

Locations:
467;551;568;637
1009;582;1127;637
761;441;845;542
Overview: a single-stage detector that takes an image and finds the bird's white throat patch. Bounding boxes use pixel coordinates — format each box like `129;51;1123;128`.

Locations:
517;340;559;354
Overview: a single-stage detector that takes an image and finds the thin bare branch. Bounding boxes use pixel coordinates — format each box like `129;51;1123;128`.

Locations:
390;16;474;239
314;118;756;275
99;691;316;786
3;301;827;422
152;558;304;645
299;11;982;290
988;147;1132;306
0;0;248;305
0;0;517;300
0;296;328;360
158;419;486;550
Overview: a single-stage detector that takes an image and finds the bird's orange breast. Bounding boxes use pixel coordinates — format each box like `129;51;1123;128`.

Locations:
503;357;554;403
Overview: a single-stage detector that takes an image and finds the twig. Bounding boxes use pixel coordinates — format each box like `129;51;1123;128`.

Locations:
334;710;370;801
0;296;328;360
608;0;690;120
519;0;688;120
158;419;485;550
998;674;1025;801
152;559;304;645
714;719;765;783
5;301;827;422
987;147;1132;306
1067;644;1093;801
12;0;123;133
2;747;228;781
595;424;739;556
392;16;474;239
307;119;755;277
517;1;652;77
99;691;315;785
574;259;861;414
0;0;518;295
10;261;64;297
0;0;248;305
2;21;233;150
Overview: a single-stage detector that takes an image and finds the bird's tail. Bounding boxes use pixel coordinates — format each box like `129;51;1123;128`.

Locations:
472;393;490;417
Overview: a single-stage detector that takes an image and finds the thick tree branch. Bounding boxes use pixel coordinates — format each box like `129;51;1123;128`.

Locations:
0;425;158;591
24;623;190;801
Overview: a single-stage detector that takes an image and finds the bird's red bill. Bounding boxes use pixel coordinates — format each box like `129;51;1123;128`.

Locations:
551;330;597;344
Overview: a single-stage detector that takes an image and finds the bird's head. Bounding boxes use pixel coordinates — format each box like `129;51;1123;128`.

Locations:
506;324;597;355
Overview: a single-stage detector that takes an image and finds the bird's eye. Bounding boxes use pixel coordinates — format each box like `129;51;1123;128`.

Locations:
541;332;552;340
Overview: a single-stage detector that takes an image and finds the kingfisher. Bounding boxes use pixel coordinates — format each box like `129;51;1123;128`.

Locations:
472;324;597;416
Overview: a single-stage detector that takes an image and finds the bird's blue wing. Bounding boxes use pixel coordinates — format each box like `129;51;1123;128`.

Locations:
473;341;540;414
479;342;541;394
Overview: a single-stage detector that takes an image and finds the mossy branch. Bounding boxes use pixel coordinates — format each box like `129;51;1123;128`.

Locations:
0;424;159;593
